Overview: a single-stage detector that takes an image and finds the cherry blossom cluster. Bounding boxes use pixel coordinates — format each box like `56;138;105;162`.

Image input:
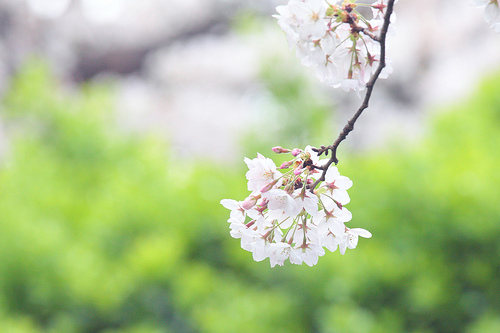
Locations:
471;0;500;32
220;146;371;267
274;0;395;92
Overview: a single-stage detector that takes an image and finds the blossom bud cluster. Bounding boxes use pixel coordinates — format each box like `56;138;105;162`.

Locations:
274;0;396;92
472;0;500;32
220;146;371;267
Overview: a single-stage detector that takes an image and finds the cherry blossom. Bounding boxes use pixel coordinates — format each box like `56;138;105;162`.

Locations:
245;153;282;194
318;165;353;208
221;146;371;267
274;0;395;92
221;0;498;269
339;227;373;255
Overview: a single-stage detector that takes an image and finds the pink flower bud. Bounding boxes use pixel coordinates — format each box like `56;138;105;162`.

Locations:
294;167;303;176
245;220;256;228
291;148;302;157
257;199;268;213
260;179;278;193
280;161;292;169
241;196;257;210
272;146;291;154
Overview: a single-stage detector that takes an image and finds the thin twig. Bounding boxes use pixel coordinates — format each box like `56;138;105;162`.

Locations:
310;0;395;192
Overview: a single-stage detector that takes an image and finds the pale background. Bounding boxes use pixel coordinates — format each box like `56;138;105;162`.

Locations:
0;0;498;161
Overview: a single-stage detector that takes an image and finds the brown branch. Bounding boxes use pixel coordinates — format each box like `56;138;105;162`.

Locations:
310;0;395;192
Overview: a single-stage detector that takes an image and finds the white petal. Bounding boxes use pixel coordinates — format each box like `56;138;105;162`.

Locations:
330;189;351;206
229;222;246;239
244;157;254;169
252;245;269;262
347;233;359;249
220;199;238;210
289;248;304;265
324;166;340;182
484;2;500;23
350;228;372;238
338;237;347;255
328;219;345;236
336;207;353;223
335;176;353;190
303;251;319;267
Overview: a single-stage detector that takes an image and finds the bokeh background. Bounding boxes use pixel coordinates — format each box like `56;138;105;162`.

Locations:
0;0;500;332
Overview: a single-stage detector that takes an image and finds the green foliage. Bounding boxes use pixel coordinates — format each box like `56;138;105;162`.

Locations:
1;60;500;333
0;61;300;332
340;74;500;332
